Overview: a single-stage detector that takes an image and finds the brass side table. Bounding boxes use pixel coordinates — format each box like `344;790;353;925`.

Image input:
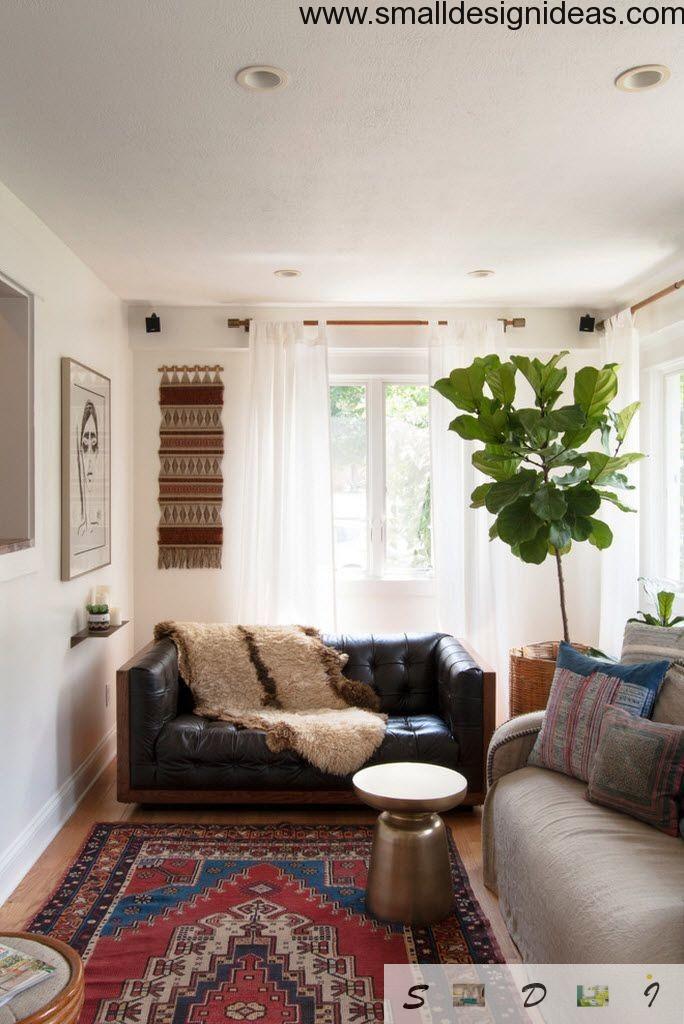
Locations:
353;761;467;926
0;934;84;1024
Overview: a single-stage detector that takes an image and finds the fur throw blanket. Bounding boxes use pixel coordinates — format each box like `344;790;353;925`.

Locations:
154;622;387;776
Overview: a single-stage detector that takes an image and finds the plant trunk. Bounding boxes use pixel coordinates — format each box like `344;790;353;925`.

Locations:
554;549;570;643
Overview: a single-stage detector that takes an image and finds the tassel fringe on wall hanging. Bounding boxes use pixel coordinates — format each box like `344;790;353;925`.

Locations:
158;365;224;569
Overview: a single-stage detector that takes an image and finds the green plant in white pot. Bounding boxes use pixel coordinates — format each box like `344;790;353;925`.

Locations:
87;603;110;633
434;351;643;644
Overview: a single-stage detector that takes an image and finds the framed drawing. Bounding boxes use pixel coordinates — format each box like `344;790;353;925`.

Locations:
61;357;111;580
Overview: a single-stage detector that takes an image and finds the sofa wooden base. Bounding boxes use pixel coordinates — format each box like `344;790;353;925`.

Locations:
117;785;483;806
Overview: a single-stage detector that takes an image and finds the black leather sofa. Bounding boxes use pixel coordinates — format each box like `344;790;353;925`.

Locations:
117;632;495;806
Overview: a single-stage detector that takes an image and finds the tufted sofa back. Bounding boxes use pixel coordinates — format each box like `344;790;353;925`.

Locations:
322;632;447;715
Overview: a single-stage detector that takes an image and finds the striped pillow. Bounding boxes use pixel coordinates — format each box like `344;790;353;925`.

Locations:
528;669;625;781
587;705;684;836
621;622;684;725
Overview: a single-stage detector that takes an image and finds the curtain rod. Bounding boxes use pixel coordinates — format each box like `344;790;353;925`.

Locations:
227;316;526;332
597;277;684;330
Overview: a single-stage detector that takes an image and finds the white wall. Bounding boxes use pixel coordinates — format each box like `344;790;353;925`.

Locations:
0;181;133;904
130;304;604;718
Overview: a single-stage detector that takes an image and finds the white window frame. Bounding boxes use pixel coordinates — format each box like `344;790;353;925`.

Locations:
642;351;684;583
330;373;434;586
663;363;683;580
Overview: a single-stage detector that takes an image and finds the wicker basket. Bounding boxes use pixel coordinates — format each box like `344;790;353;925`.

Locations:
509;641;592;717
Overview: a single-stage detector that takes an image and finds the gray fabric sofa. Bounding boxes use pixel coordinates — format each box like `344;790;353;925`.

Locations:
482;711;684;964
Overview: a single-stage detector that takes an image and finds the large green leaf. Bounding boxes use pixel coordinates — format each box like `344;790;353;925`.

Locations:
565;483;601;517
519;525;551;564
596;489;636;513
449;414;501;443
516;408;548;445
657;590;675;623
549;521;572;550
485;360;516;405
570;516;594;541
586;450;644;484
573;365;618;419
510;355;541;395
484;470;539;514
530;484;567;521
561;415;603;449
472;446;520;481
543;405;586;433
432;377;463;408
496;497;543;545
448;364;486;412
470;483;492;509
615;401;640;443
553;466;590;488
587;518;613;550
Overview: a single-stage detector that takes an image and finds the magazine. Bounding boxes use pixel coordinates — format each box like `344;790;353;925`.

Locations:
0;943;56;1008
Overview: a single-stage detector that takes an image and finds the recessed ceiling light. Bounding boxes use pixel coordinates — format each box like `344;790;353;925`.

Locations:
615;64;670;92
236;65;289;91
467;269;495;278
274;268;301;278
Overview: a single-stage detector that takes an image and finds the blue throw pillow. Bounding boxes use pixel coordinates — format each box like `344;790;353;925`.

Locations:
557;641;669;718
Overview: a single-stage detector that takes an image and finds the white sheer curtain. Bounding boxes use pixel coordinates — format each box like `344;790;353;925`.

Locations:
599;308;640;655
429;320;510;696
238;321;336;628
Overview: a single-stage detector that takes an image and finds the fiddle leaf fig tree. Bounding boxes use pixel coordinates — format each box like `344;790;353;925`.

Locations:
434;351;643;643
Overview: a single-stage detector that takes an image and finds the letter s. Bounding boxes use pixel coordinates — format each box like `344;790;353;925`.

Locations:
403;984;429;1010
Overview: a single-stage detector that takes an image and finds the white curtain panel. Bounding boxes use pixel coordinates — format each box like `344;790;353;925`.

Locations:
429;320;510;692
598;308;640;655
238;320;336;628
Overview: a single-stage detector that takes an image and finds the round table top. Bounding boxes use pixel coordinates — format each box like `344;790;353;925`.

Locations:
0;934;82;1024
353;761;468;813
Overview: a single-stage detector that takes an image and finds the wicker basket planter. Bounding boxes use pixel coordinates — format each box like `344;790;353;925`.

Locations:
509;641;591;717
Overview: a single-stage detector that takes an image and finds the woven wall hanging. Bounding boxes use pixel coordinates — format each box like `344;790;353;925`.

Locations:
158;365;224;569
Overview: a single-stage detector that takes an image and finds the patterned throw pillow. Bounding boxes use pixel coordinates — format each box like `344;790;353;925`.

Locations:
621;622;684;725
529;669;623;780
556;640;669;718
587;705;684;836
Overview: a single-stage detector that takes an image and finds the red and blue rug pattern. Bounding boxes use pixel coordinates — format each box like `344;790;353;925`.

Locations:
29;823;503;1023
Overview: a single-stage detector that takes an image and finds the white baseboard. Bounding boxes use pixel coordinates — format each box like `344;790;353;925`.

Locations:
0;726;117;908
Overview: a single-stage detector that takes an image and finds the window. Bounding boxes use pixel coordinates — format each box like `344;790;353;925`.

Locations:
330;380;432;578
663;368;684;580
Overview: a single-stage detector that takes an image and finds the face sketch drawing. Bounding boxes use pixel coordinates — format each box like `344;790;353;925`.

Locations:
76;398;102;535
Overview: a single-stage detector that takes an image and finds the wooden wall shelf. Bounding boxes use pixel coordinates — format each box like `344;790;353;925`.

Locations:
70;621;130;648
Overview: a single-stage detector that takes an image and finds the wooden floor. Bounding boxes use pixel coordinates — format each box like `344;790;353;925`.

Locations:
0;759;520;962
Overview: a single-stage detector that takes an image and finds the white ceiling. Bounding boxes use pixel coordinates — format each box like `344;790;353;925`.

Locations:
0;1;683;309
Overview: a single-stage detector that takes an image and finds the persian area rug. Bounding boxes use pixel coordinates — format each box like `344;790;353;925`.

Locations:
158;364;224;569
29;823;503;1023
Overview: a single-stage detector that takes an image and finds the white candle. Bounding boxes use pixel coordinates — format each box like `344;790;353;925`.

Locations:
110;606;122;626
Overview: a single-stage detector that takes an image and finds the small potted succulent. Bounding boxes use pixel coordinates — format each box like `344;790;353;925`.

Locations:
87;602;110;633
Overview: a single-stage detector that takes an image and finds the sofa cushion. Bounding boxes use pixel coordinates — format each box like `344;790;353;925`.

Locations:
621;621;684;725
322;633;445;715
587;706;684;836
483;766;684;963
153;712;459;790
